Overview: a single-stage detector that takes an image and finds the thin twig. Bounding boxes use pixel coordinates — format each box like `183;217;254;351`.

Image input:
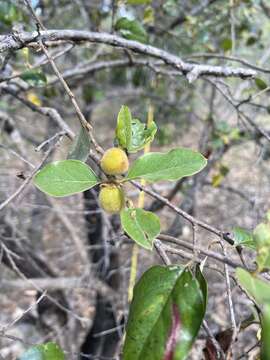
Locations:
1;291;47;332
0;147;52;211
158;234;244;269
203;320;226;360
131;181;235;245
22;0;103;154
154;239;171;265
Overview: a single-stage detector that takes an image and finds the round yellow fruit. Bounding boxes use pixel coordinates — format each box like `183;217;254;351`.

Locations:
100;147;129;175
99;184;125;214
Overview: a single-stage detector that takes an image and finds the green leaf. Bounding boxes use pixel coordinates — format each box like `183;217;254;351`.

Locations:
254;223;270;271
20;70;47;87
33;160;100;197
196;265;208;313
255;78;268;90
233;227;256;249
261;303;270;360
115;105;132;150
127;0;152;4
246;35;257;46
126;148;207;182
128;118;157;153
123;265;207;360
120;208;160;249
115;18;148;43
220;38;232;51
19;342;64;360
0;1;22;26
143;6;154;25
236;268;270;306
115;106;156;153
68;126;91;162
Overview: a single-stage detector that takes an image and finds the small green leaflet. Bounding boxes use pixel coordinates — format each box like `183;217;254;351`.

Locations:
115;105;156;153
68;126;91;162
233;227;255;249
18;342;64;360
129;118;157;152
115;17;148;43
123;265;207;360
255;78;268;90
20;70;47;87
115;105;132;150
120;208;160;249
34;160;100;197
126;148;207;182
220;38;232;51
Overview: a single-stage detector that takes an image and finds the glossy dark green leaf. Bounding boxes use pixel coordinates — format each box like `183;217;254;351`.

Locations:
261;303;270;360
68;126;91;162
20;70;47;87
115;17;148;43
115;105;132;150
128;118;157;153
255;78;268;90
246;35;257;46
123;265;207;360
34;160;100;197
233;227;256;249
196;265;208;313
18;342;64;360
236;268;270;305
126;148;207;182
120;208;160;249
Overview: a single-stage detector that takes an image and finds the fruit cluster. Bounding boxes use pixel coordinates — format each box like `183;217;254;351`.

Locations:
99;147;129;214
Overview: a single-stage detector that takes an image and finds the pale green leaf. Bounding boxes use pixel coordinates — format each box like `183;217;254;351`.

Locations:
115;18;148;43
233;227;256;249
128;118;157;153
254;223;270;271
236;268;270;306
34;160;100;197
126;148;207;182
120;208;160;249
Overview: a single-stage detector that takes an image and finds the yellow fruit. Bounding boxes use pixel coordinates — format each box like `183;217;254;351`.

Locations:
99;184;125;214
100;147;129;175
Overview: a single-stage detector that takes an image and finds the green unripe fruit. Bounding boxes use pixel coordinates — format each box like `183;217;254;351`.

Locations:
100;147;129;176
99;184;125;214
